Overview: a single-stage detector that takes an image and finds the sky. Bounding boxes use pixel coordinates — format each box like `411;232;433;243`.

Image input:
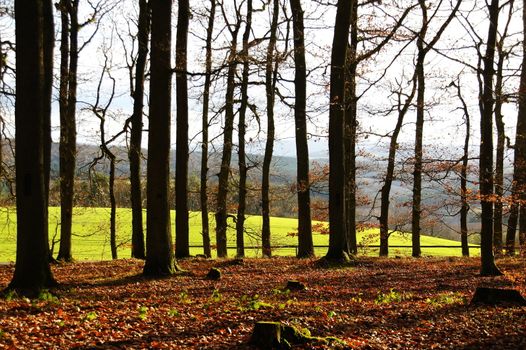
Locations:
0;0;523;163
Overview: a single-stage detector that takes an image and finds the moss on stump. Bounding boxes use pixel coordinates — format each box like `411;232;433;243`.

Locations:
250;321;345;349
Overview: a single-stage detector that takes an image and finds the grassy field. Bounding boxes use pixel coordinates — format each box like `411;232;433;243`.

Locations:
0;207;478;262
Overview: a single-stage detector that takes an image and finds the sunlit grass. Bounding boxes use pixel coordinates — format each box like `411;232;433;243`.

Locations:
0;207;478;262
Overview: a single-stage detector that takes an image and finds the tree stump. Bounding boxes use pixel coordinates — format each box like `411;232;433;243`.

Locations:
205;267;221;280
470;287;526;306
285;280;306;291
250;321;282;349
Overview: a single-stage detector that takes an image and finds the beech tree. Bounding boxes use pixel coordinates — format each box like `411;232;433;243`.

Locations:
56;0;79;262
9;0;56;294
261;0;279;258
451;79;471;257
175;0;190;259
506;0;526;255
215;1;242;258
128;0;150;260
88;49;119;260
326;0;352;263
290;0;313;258
479;0;502;276
493;1;515;253
236;0;252;258
200;0;215;258
56;0;113;262
143;0;178;275
411;0;461;258
342;1;414;257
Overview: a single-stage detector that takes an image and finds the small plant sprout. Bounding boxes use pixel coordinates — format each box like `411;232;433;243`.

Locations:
375;289;412;304
83;311;98;322
138;306;148;320
210;289;222;302
168;309;180;317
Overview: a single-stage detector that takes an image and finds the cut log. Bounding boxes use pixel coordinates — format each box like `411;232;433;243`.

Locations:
470;287;526;306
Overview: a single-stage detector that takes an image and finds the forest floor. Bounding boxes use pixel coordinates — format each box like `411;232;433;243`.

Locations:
0;256;525;349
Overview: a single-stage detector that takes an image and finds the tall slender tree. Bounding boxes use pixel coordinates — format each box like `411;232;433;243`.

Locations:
479;0;502;276
326;0;352;263
261;0;279;258
236;0;252;258
89;51;119;260
215;2;241;258
9;0;56;294
344;0;358;256
175;0;190;258
57;0;79;262
143;0;178;275
346;2;414;257
506;0;526;255
379;76;417;257
129;0;150;260
452;79;471;257
493;1;514;253
290;0;313;258
200;0;215;258
411;0;461;258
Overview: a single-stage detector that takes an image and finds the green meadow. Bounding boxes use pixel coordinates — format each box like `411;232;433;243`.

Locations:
0;207;478;262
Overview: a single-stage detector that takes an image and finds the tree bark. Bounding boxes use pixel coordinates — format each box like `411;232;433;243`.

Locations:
379;77;417;257
9;0;56;294
200;0;215;258
175;0;190;259
493;3;515;254
129;0;150;260
454;80;471;257
509;0;526;255
290;0;314;258
412;0;427;258
144;0;177;276
326;0;352;263
479;0;502;276
262;0;279;258
215;6;240;258
344;0;358;256
57;0;78;262
236;0;252;258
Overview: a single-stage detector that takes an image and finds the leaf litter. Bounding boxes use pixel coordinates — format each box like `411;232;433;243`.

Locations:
0;256;524;349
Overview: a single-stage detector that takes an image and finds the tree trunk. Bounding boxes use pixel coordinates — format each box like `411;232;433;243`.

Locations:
57;0;78;262
411;0;429;258
262;0;279;258
290;0;314;258
129;0;150;260
144;0;177;276
479;0;502;276
236;0;252;258
344;0;358;256
200;0;215;258
175;0;190;259
455;80;471;257
379;77;417;257
493;17;511;254
326;0;352;263
215;13;240;258
515;0;526;255
108;153;117;259
9;0;56;294
506;202;518;255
